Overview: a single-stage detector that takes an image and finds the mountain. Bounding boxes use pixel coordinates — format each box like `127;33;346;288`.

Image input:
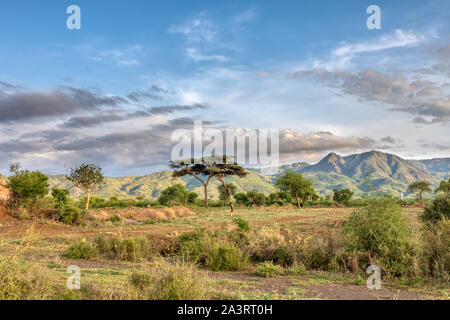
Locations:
48;170;277;200
408;158;450;179
41;151;448;200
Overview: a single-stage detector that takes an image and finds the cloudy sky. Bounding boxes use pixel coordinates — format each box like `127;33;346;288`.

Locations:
0;0;449;176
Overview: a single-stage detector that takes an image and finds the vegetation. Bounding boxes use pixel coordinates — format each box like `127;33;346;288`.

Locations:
51;188;70;209
276;171;316;208
158;184;189;206
421;192;450;223
7;163;49;213
67;164;105;212
408;181;432;205
333;188;354;206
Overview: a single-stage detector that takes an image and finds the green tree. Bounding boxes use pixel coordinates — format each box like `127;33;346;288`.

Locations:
408;181;431;205
7;163;49;211
421;193;450;223
435;178;450;194
51;188;70;209
333;188;354;206
247;191;267;206
67;164;105;212
268;191;293;206
187;192;199;204
276;171;315;208
159;184;189;206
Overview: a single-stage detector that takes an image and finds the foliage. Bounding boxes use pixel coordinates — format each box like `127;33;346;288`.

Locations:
60;206;82;225
333;188;354;206
246;191;267;206
158;184;189;206
218;183;237;201
51;188;70;209
187;192;199;204
67;164;104;211
7;163;49;211
254;262;282;278
205;244;247;271
420;219;450;279
408;181;431;205
66;239;98;259
276;171;316;208
421;192;450;223
233;217;250;232
343;197;415;277
268;191;293;206
435;178;450;194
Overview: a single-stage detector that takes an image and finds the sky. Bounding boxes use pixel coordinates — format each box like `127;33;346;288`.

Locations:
0;0;449;176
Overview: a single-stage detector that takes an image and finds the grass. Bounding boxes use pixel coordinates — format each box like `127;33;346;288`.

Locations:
0;206;448;300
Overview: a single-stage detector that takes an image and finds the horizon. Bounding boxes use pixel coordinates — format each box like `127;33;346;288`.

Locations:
0;0;449;176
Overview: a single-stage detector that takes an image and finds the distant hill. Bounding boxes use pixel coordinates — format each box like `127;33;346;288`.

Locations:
45;151;448;199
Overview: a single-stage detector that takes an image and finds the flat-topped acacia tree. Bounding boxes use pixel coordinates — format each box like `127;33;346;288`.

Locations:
67;164;105;212
170;157;248;213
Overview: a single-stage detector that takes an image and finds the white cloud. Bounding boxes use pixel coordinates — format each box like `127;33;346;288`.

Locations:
186;48;229;62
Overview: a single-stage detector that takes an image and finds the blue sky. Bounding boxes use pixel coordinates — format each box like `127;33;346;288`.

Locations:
0;0;449;176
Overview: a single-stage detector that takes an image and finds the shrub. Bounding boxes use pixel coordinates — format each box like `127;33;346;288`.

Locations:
102;236;152;262
254;261;282;278
421;193;450;223
246;227;289;262
343;197;415;277
66;239;98;259
420;219;450;279
61;206;82;225
0;256;61;300
131;260;207;300
107;214;122;224
333;188;354;206
158;184;189;206
51;188;70;209
205;244;247;271
169;228;215;263
234;193;249;206
187;192;198;204
233;217;250;232
286;264;307;276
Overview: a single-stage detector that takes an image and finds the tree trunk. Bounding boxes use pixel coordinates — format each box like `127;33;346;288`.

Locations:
295;194;301;208
85;191;91;212
204;183;209;208
219;178;234;215
419;191;423;206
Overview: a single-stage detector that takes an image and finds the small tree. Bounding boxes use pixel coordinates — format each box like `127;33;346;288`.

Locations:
159;184;189;206
7;163;49;212
51;188;70;209
333;188;354;206
187;192;199;204
276;171;315;208
421;193;450;223
435;178;450;194
67;164;105;212
408;181;431;206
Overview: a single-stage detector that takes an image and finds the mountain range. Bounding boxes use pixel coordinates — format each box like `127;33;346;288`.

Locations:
45;150;449;200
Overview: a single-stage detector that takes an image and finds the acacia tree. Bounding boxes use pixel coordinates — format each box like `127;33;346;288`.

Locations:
211;161;248;215
276;171;315;208
408;181;431;206
170;159;218;208
67;164;104;212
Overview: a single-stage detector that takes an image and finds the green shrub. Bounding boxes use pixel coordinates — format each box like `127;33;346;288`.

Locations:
107;214;122;224
158;184;189;206
131;261;207;300
254;262;282;278
233;217;250;232
420;219;450;279
61;206;82;225
205;244;247;271
105;237;152;262
421;193;450;223
169;228;215;263
66;239;98;259
343;197;415;277
286;264;306;276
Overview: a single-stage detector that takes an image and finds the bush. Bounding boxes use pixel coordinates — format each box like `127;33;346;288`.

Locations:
97;236;152;262
107;214;122;224
420;219;450;279
205;244;247;271
233;217;250;232
130;260;207;300
169;228;215;264
61;206;82;225
254;262;282;278
421;193;450;223
343;197;415;277
158;184;189;206
66;239;98;259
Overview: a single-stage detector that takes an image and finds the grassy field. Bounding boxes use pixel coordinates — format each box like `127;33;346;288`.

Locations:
0;206;448;300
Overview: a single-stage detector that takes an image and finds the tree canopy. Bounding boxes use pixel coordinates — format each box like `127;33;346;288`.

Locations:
408;181;431;205
276;171;316;208
67;164;104;211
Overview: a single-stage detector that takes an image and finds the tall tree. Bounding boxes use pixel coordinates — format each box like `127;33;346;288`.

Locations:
67;164;105;212
435;178;450;194
211;160;248;215
276;171;315;208
408;181;431;206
